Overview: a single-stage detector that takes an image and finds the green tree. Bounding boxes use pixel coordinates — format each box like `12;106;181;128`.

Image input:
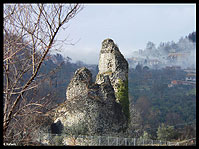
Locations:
135;64;142;73
157;123;175;141
139;131;151;140
51;135;64;146
135;96;151;119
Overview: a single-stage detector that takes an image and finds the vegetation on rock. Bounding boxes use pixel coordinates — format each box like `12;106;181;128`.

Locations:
116;79;130;121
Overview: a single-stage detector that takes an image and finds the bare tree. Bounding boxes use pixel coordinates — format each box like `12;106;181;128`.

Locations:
3;3;83;145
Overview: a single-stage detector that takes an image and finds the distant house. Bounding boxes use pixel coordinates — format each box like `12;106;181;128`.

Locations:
168;80;178;87
168;79;196;88
168;84;173;88
185;73;196;81
147;59;161;66
171;80;178;85
165;66;181;70
167;52;190;61
184;68;196;73
127;57;145;68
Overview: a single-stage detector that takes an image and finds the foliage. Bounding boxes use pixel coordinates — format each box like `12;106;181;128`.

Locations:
157;123;176;141
186;88;196;96
128;67;196;139
116;79;130;120
135;64;142;72
51;135;64;146
187;31;196;43
139;131;151;140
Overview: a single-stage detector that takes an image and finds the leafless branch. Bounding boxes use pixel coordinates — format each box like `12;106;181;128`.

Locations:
3;3;83;145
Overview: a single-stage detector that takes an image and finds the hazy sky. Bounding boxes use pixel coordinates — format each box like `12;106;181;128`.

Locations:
55;4;196;64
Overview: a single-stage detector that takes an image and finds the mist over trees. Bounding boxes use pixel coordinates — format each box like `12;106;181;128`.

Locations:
130;31;196;69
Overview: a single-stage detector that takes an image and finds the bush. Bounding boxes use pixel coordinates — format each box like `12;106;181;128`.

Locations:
157;123;176;141
51;135;64;146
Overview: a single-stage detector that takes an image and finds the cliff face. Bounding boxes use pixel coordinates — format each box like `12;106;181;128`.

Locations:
48;38;129;137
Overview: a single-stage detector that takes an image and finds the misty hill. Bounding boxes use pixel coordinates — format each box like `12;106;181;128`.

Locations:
128;31;196;69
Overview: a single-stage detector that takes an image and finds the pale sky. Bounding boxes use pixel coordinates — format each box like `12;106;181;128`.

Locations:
55;4;196;64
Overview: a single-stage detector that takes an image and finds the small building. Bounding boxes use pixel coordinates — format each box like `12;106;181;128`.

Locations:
147;59;161;66
171;80;178;85
168;80;178;87
184;68;196;73
168;84;173;88
167;52;190;61
165;66;181;70
185;73;196;81
168;79;196;88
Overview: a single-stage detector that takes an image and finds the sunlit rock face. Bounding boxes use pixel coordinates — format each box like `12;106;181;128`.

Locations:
96;38;128;103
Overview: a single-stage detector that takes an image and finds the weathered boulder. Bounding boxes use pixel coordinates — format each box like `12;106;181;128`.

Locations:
51;67;127;136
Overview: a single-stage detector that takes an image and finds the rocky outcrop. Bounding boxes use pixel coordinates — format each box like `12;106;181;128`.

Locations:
44;38;129;140
51;67;127;136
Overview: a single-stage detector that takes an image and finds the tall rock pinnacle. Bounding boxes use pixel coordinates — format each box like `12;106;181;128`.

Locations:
96;39;129;118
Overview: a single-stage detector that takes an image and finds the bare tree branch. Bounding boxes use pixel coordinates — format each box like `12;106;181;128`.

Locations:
3;3;83;145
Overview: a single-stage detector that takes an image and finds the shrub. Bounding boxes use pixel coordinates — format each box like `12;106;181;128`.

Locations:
157;123;176;141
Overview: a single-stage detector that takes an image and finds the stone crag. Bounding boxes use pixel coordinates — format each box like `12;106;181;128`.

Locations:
96;39;128;91
41;38;130;141
52;67;127;136
96;38;129;119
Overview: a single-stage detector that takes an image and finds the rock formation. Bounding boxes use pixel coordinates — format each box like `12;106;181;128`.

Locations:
51;67;127;136
96;38;129;119
96;39;128;91
42;38;130;141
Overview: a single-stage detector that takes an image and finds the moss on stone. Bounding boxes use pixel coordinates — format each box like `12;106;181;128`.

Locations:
102;70;112;76
116;79;130;121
